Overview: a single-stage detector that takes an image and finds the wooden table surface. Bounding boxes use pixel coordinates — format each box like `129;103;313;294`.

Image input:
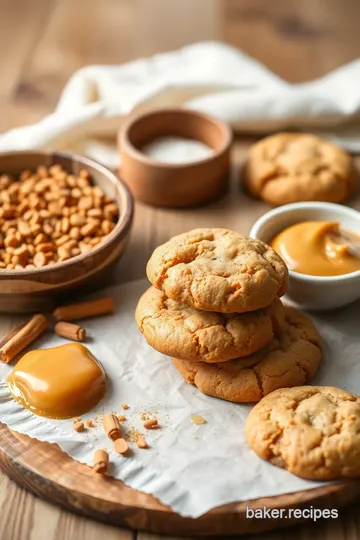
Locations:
1;0;360;538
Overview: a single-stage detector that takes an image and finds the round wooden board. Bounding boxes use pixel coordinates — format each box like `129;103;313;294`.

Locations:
1;424;360;536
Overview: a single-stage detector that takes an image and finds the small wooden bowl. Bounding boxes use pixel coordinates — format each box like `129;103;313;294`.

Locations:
118;108;232;207
0;151;134;313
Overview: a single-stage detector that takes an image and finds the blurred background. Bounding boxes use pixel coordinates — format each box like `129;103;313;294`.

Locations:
1;0;360;133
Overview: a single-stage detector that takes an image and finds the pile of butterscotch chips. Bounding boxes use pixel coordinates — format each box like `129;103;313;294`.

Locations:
0;164;118;269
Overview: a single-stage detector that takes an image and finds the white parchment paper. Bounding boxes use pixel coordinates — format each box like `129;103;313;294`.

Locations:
0;279;358;518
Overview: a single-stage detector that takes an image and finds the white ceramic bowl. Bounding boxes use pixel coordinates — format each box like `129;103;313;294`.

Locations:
250;202;360;311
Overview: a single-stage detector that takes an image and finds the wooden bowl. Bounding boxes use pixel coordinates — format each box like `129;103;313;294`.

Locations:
0;151;134;313
118;108;232;207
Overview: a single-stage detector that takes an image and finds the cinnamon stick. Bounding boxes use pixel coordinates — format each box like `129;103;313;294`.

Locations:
102;412;122;441
54;321;86;341
0;314;49;364
93;449;108;474
53;297;115;322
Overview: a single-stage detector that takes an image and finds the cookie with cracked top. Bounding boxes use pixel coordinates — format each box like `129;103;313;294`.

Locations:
244;133;357;206
135;286;285;363
173;307;321;402
146;228;288;313
246;386;360;479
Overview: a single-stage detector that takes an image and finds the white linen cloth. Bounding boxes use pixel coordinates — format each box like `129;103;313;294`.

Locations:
1;41;360;168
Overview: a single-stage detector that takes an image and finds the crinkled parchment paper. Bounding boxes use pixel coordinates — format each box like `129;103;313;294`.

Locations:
0;279;358;518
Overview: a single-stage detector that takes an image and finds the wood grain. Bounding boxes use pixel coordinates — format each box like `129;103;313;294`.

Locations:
1;0;360;538
0;470;134;540
2;424;360;536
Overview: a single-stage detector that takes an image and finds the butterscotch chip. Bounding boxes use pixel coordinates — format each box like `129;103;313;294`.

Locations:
244;133;357;206
31;224;41;236
18;221;31;237
79;196;93;210
81;222;97;237
43;223;53;236
13;245;29;258
114;438;129;455
88;208;102;218
73;421;85;432
4;235;20;248
136;286;285;363
35;242;55;253
0;165;118;270
69;227;81;240
56;235;70;246
143;418;158;429
61;217;70;233
173;307;322;403
246;386;360;479
101;220;115;235
33;252;46;267
70;214;87;227
79;242;91;254
147;228;288;313
34;233;47;246
58;246;70;260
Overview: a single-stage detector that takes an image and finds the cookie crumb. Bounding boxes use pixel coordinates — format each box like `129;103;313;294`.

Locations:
72;417;81;423
122;404;129;410
118;414;127;422
136;437;148;449
126;427;144;444
86;419;94;428
73;421;85;432
191;414;206;425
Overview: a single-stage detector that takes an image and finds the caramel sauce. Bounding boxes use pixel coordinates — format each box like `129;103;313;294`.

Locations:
7;343;106;419
271;221;360;276
271;221;360;277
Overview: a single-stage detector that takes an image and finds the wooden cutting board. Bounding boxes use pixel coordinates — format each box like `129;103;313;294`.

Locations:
1;422;360;536
1;146;360;535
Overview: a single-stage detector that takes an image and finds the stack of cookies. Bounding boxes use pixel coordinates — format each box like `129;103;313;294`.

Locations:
136;228;322;403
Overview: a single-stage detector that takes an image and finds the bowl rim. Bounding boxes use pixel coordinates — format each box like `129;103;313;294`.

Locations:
249;201;360;283
0;150;134;277
118;107;233;169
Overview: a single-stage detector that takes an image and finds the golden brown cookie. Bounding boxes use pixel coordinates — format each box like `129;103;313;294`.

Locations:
136;286;285;363
147;228;288;313
244;133;357;206
173;307;321;402
245;386;360;480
